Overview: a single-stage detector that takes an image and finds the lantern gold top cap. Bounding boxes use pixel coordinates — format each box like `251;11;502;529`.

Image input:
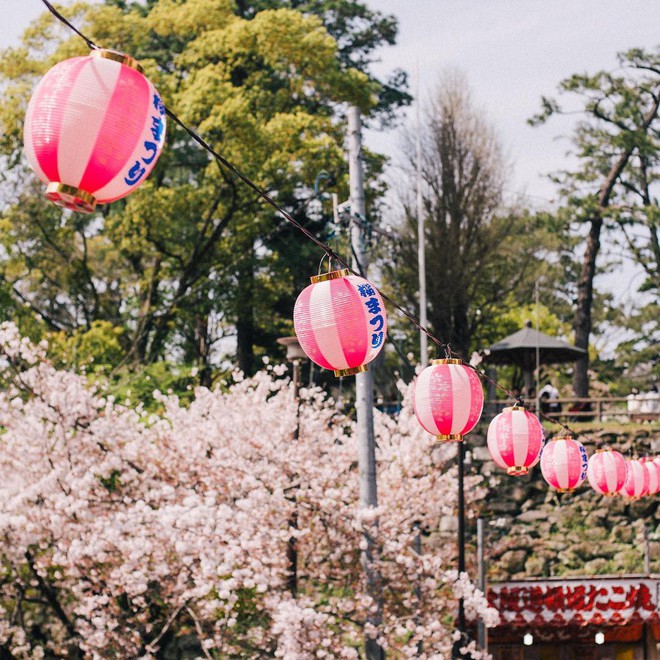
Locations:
431;358;463;365
311;268;350;284
92;49;144;74
503;404;526;413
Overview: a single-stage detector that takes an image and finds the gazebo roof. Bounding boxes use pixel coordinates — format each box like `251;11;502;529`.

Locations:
486;324;586;368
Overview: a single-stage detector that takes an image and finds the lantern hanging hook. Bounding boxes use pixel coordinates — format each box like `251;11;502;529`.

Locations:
317;252;332;276
444;344;453;360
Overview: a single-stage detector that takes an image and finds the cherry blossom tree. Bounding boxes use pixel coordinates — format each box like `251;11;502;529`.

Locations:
0;323;497;658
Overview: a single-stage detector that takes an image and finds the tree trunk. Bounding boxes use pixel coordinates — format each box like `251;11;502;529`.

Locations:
236;241;255;376
572;214;602;397
571;94;659;396
195;314;213;388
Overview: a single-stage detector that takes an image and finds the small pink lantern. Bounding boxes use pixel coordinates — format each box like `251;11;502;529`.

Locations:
621;458;651;499
412;359;484;441
587;449;627;496
24;49;166;213
487;406;544;476
293;269;386;377
540;435;588;492
642;458;659;496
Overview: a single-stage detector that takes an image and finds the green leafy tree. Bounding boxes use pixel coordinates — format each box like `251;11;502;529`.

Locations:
530;47;660;396
0;0;401;379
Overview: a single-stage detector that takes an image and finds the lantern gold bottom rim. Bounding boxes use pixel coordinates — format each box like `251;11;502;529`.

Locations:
436;434;463;442
46;183;96;214
507;466;529;476
555;487;575;493
334;364;367;377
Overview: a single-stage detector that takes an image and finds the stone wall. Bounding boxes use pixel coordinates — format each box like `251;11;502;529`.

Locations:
456;425;659;581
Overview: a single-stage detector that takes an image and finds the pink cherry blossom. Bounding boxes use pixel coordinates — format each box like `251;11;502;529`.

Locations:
0;323;497;658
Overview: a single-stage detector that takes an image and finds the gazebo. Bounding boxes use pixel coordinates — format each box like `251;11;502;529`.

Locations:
485;322;586;398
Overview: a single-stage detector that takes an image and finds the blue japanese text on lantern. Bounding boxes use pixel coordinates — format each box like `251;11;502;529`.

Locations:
357;282;384;349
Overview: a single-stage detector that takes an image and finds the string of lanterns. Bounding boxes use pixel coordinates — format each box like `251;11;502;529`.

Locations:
22;12;660;503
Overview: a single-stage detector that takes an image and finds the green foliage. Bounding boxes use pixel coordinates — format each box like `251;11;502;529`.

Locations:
0;0;403;380
48;321;126;374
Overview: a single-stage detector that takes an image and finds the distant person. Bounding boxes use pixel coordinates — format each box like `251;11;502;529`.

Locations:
640;384;659;414
539;381;561;414
627;387;642;414
540;391;551;414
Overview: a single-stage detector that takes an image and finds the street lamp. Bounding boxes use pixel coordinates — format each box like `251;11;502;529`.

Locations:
277;336;307;399
452;442;469;658
277;336;308;596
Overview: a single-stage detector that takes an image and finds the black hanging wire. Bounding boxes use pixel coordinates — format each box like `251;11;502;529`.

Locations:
41;0;99;50
37;0;602;443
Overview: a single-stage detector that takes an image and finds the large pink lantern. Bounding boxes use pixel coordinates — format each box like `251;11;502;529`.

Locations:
412;359;484;442
24;49;166;213
293;269;387;377
587;448;627;496
540;435;589;492
621;459;650;499
487;406;544;476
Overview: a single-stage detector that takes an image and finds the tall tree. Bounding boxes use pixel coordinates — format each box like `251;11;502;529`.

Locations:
530;47;660;396
386;74;558;361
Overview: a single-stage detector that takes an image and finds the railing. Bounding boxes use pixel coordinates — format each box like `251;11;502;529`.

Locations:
485;397;660;424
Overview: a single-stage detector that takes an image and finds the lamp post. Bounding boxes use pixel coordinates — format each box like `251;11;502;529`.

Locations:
277;336;308;595
277;336;307;400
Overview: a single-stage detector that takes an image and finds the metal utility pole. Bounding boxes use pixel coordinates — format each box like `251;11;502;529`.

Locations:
416;62;428;368
348;105;384;660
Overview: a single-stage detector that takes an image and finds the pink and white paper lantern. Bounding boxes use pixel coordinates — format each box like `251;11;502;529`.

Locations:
24;49;166;213
620;458;651;499
587;449;628;496
540;435;589;492
487;406;544;476
293;269;387;377
642;458;659;496
412;359;484;441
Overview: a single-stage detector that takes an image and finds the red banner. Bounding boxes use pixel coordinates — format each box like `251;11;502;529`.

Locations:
489;578;659;628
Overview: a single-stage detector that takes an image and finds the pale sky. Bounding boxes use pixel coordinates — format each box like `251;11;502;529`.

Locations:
366;0;660;208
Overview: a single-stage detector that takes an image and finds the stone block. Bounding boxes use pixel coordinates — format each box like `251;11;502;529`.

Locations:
500;549;528;574
516;510;549;524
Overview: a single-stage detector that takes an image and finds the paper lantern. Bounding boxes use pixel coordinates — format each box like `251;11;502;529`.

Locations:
620;458;650;499
487;406;544;476
587;449;627;496
540;435;588;492
24;49;166;213
293;269;386;377
642;458;659;496
412;359;484;441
